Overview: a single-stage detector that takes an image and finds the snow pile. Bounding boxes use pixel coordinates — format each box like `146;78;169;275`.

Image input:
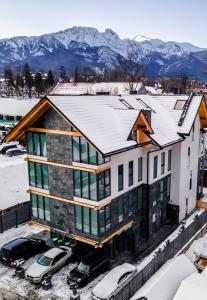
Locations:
0;154;29;209
185;232;207;262
173;272;207;300
131;254;196;300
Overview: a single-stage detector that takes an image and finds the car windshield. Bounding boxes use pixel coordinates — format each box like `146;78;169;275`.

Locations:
37;255;53;266
77;262;90;274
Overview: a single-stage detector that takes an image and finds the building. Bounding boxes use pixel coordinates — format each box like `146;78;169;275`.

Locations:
3;94;207;256
0;98;39;138
50;82;147;96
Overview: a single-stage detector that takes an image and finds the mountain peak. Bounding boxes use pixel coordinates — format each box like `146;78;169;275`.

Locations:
134;35;151;42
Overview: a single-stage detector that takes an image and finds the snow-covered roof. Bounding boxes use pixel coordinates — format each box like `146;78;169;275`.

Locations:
4;94;205;155
47;94;203;154
50;82;147;96
0;98;39;116
173;272;207;300
131;255;197;300
93;263;136;299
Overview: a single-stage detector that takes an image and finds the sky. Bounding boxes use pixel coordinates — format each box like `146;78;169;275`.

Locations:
0;0;206;47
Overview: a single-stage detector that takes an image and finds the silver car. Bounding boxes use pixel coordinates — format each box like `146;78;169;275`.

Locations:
25;246;72;283
92;263;137;300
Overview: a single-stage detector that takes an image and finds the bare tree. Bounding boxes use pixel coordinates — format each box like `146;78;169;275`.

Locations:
118;43;142;93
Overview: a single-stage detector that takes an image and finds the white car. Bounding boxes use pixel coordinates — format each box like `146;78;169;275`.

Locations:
25;246;72;283
92;263;137;300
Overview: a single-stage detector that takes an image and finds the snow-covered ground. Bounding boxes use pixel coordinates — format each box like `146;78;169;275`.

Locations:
0;154;29;209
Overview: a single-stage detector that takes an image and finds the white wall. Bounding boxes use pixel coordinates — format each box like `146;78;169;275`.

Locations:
171;115;201;221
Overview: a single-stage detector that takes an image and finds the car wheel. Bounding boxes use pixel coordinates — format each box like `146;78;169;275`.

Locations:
42;273;48;282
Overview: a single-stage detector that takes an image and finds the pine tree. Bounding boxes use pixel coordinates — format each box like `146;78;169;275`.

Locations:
4;68;15;96
74;67;80;83
47;70;54;87
34;72;44;96
23;63;33;98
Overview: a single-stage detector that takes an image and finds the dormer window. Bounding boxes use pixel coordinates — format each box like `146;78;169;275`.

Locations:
174;100;186;110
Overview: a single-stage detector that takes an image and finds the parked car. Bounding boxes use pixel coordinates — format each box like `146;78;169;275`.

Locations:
67;251;110;288
25;246;72;283
5;148;26;157
92;263;137;300
0;142;18;154
0;238;47;266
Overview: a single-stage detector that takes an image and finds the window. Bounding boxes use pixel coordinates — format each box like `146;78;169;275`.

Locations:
118;197;124;222
168;150;172;171
188;147;190;167
137;187;142;210
161;153;165;175
153;213;156;223
31;194;51;221
129;161;134;186
174;100;186;110
28;162;49;190
27;132;47;157
153;156;158;179
72;136;110;165
73;169;111;201
128;192;133;216
167;176;171;198
118;165;124;191
138;157;143;182
75;205;110;236
189;172;192;190
192;123;195;141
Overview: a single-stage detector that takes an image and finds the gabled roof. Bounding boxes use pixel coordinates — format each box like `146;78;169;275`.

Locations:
4;94;207;155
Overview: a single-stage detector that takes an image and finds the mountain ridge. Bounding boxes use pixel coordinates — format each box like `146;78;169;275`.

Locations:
0;26;207;80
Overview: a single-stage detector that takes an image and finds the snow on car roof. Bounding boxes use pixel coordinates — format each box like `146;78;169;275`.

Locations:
44;247;64;258
93;263;136;299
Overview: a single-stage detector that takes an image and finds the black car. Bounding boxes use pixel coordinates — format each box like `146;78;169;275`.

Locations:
0;144;17;154
67;251;110;288
0;238;47;266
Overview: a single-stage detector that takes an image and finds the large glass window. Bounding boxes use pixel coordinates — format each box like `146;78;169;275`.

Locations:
83;207;90;233
73;169;111;201
28;162;49;190
75;206;82;230
31;194;38;217
129;161;134;186
137;186;142;210
118;165;124;191
138;157;143;182
72;136;110;165
31;194;51;221
27;132;46;157
153;156;158;179
128;192;133;216
161;153;165;175
168;150;172;171
118;197;124;222
75;205;110;236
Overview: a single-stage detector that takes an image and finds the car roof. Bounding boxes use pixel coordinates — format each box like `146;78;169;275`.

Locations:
81;250;106;265
43;247;64;258
2;238;29;250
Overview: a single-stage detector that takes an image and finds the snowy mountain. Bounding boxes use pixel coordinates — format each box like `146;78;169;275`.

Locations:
0;26;206;79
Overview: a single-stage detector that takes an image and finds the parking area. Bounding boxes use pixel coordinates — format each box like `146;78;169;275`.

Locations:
0;224;117;300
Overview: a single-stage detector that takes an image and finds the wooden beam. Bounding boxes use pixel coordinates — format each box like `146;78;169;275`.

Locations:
99;221;134;245
28;189;111;210
25;157;111;174
28;127;81;137
197;200;207;209
72;235;98;247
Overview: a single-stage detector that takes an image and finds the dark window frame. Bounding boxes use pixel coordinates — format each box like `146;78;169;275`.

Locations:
161;152;165;175
118;164;124;191
168;150;172;171
153;156;158;179
138;157;143;182
128;161;134;186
